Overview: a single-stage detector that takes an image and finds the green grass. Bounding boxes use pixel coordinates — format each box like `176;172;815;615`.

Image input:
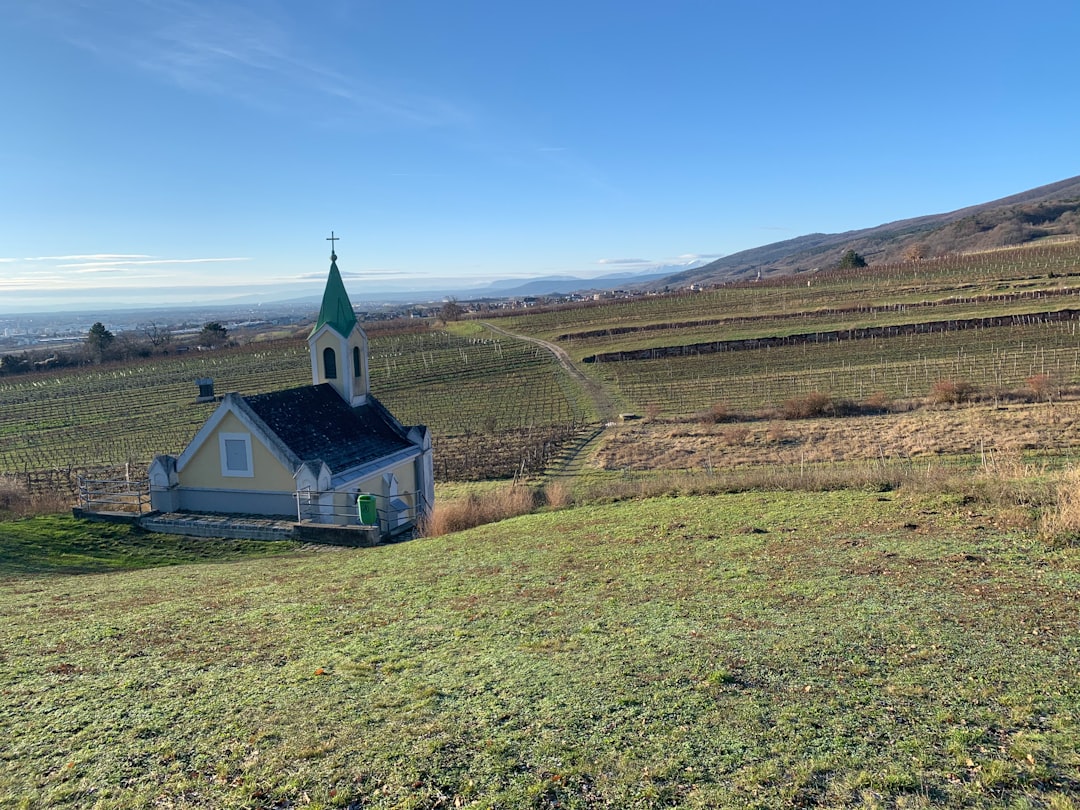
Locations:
3;490;1079;808
0;515;299;576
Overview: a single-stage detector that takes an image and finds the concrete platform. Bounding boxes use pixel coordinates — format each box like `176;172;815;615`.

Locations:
75;508;389;546
140;511;298;542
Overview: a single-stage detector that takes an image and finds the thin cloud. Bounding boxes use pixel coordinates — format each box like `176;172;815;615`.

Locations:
29;0;470;129
25;254;152;261
598;258;652;266
56;257;251;270
295;269;415;280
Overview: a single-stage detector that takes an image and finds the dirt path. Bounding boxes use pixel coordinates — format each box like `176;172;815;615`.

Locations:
479;322;619;478
480;321;618;421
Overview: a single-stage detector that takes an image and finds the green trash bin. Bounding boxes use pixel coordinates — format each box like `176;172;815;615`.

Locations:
356;494;378;525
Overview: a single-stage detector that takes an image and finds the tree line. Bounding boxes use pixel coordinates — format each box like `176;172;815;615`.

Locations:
0;321;230;377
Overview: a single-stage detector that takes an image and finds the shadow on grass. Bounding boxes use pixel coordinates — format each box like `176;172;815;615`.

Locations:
0;514;299;577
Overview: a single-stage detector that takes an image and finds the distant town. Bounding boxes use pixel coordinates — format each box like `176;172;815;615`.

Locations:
0;287;655;362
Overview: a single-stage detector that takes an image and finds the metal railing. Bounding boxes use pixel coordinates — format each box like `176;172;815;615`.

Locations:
294;488;422;532
77;475;152;514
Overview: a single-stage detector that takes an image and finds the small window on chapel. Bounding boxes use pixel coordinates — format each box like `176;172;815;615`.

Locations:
219;432;253;477
323;347;337;379
353;346;362;378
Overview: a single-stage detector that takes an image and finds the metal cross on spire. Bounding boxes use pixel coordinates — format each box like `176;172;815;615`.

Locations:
327;231;340;260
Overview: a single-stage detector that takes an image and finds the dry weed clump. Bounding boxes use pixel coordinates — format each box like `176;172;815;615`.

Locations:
1039;466;1080;544
719;425;750;446
541;480;573;509
0;476;70;517
422;486;539;536
0;475;24;513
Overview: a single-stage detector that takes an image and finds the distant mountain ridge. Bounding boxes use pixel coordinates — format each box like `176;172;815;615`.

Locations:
656;174;1080;288
473;266;691;298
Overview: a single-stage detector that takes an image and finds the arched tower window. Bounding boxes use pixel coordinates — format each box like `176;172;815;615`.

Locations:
323;347;337;379
353;346;362;378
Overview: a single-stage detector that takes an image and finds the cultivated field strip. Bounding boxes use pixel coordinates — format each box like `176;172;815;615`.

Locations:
0;329;591;477
595;318;1080;415
495;242;1080;351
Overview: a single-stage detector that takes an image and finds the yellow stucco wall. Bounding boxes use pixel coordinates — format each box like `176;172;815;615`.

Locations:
313;330;346;398
180;411;296;491
330;456;419;526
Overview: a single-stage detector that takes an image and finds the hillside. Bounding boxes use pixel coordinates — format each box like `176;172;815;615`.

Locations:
4;490;1080;808
659;174;1080;286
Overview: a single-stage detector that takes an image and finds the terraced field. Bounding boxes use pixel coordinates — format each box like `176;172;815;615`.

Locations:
8;241;1080;482
492;241;1080;415
0;324;592;481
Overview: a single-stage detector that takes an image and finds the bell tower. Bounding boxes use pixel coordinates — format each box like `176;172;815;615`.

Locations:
308;233;370;406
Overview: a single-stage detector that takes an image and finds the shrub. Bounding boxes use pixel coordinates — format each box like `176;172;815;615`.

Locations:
1026;373;1057;402
781;391;833;419
700;401;733;424
862;391;892;413
929;379;977;405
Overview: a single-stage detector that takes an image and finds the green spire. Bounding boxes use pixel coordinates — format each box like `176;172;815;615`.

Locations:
310;255;358;337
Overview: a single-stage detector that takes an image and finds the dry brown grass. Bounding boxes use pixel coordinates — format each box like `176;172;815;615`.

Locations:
541;480;572;509
422;485;539;536
1039;465;1080;544
594;400;1080;473
0;475;71;518
575;460;960;504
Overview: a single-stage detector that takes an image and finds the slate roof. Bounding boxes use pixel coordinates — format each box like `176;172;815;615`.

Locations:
243;384;415;473
310;259;359;338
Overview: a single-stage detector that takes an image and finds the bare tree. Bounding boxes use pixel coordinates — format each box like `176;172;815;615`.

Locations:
142;322;173;349
440;298;463;322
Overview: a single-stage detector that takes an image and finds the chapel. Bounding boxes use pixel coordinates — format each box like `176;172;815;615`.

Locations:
148;243;434;537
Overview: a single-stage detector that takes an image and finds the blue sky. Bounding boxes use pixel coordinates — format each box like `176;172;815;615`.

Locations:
2;0;1078;313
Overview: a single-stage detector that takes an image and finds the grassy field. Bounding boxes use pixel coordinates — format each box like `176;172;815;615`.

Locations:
0;514;299;576
3;489;1080;808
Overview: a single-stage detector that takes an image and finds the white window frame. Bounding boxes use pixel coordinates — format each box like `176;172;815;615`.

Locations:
219;432;254;477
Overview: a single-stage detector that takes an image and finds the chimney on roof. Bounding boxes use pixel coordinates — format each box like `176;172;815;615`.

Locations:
195;378;215;403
